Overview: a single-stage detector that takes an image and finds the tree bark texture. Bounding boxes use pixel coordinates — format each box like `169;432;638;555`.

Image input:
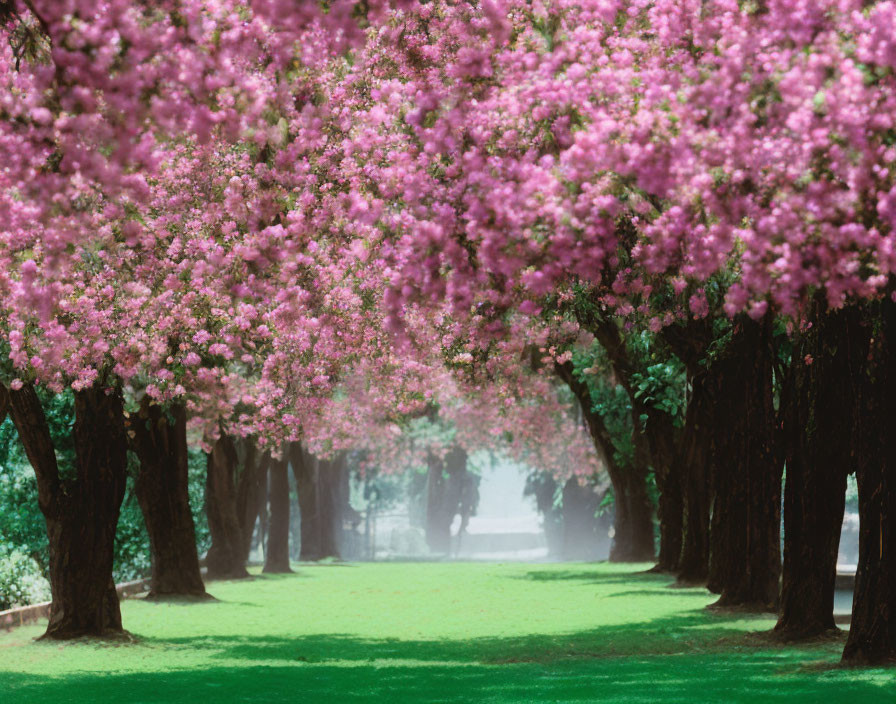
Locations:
708;317;783;611
7;383;129;639
290;443;344;561
591;324;659;563
237;447;268;562
776;301;860;640
205;435;250;579
611;462;656;562
843;296;896;664
263;455;292;573
291;443;321;560
675;371;715;585
647;412;682;573
661;319;719;587
319;454;345;558
245;455;269;562
131;400;207;599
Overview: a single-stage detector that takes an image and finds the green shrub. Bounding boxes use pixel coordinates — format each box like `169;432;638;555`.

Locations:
188;447;212;558
113;460;152;582
0;547;51;610
0;460;49;575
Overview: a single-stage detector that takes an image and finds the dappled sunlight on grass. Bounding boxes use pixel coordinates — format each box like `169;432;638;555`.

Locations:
0;562;892;702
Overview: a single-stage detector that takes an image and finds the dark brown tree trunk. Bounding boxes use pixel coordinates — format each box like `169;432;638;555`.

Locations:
843;296;896;664
661;319;718;589
649;414;682;572
7;383;129;639
131;400;207;599
706;490;726;594
290;444;343;561
236;446;266;562
655;481;682;571
291;443;322;560
775;302;860;640
255;463;269;559
589;321;657;563
709;317;783;611
244;455;269;562
556;360;655;563
675;372;714;585
317;454;344;558
610;462;656;562
205;435;250;579
263;455;292;573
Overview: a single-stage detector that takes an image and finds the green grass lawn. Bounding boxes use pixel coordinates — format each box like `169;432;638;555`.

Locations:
1;562;893;702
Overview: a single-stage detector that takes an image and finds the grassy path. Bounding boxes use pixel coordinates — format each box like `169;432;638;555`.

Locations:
1;562;892;702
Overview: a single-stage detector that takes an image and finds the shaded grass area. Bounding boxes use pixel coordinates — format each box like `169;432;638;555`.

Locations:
1;562;893;702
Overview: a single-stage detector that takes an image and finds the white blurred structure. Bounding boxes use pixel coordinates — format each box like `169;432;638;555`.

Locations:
373;458;548;561
452;460;547;560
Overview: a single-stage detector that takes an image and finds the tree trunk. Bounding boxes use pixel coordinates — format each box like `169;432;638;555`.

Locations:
610;461;656;562
709;317;782;611
455;462;480;556
318;454;344;559
424;447;469;555
256;463;269;559
244;456;269;562
655;480;682;571
661;319;718;589
290;443;343;561
649;414;682;572
425;452;452;554
775;302;859;639
263;455;292;573
130;400;207;599
675;372;714;585
706;489;726;595
236;447;266;563
291;443;322;560
560;479;610;560
7;383;129;639
590;320;659;563
526;473;563;558
556;361;655;563
843;296;896;664
205;435;250;579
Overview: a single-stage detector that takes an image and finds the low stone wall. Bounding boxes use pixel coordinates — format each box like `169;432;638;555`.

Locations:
1;602;50;630
1;577;150;632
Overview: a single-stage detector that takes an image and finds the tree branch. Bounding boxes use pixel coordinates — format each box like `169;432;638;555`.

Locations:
6;381;62;517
